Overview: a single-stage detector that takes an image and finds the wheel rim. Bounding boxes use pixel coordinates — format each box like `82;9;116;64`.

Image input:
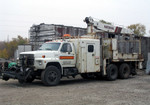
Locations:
48;71;57;82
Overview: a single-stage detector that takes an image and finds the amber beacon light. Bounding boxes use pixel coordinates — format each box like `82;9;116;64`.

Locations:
63;34;71;37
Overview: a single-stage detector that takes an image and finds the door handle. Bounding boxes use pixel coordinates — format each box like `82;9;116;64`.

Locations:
92;54;94;56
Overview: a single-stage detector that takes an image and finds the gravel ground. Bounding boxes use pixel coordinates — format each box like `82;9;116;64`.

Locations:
0;70;150;105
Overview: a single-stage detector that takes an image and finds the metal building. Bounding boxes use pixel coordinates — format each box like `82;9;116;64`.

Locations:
29;23;87;50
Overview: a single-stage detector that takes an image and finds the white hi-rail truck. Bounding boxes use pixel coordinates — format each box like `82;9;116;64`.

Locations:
0;17;143;86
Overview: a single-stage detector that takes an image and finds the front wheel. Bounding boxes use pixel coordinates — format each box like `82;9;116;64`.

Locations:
41;66;61;86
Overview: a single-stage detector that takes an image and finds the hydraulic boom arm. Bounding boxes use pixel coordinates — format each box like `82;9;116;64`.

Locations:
84;16;134;35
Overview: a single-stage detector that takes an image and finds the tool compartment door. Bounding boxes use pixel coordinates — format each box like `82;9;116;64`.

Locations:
86;43;95;72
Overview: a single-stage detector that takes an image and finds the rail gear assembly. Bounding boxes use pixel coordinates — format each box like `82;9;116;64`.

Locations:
0;17;143;86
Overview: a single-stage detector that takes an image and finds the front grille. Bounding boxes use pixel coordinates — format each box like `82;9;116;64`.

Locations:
19;54;34;66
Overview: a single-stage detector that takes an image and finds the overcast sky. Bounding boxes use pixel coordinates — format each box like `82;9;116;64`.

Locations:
0;0;150;41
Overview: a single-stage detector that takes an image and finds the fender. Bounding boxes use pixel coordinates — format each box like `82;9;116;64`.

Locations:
46;62;63;74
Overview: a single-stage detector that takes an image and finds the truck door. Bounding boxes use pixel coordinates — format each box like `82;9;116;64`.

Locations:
60;43;76;67
86;44;95;72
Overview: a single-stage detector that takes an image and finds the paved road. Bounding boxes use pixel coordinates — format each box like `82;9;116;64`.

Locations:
0;70;150;105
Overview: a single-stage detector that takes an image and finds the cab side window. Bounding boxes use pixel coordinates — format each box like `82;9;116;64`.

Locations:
88;45;94;52
61;43;72;52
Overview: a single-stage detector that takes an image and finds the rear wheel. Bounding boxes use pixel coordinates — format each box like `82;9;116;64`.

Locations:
119;63;130;79
107;64;118;81
41;66;61;86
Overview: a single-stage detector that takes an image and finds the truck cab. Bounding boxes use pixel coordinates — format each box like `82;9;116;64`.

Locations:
19;40;76;70
16;39;77;84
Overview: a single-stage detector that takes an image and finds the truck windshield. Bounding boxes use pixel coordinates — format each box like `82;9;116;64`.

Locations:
39;43;61;51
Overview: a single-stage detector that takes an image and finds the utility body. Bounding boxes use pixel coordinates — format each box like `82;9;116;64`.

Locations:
0;17;143;85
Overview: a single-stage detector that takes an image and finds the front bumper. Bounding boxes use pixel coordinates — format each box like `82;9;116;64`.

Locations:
0;67;33;82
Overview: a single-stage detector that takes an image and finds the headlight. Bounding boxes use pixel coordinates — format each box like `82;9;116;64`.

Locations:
36;60;43;65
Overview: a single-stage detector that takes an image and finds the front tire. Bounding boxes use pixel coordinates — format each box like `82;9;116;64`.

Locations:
107;64;118;81
41;66;61;86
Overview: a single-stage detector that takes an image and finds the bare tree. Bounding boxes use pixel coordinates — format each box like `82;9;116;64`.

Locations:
128;24;146;36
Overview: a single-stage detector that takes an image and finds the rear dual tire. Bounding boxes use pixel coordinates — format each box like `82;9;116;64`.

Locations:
106;63;130;80
119;63;130;79
106;64;118;81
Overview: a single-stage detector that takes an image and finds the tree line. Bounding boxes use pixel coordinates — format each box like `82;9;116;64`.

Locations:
0;36;28;59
